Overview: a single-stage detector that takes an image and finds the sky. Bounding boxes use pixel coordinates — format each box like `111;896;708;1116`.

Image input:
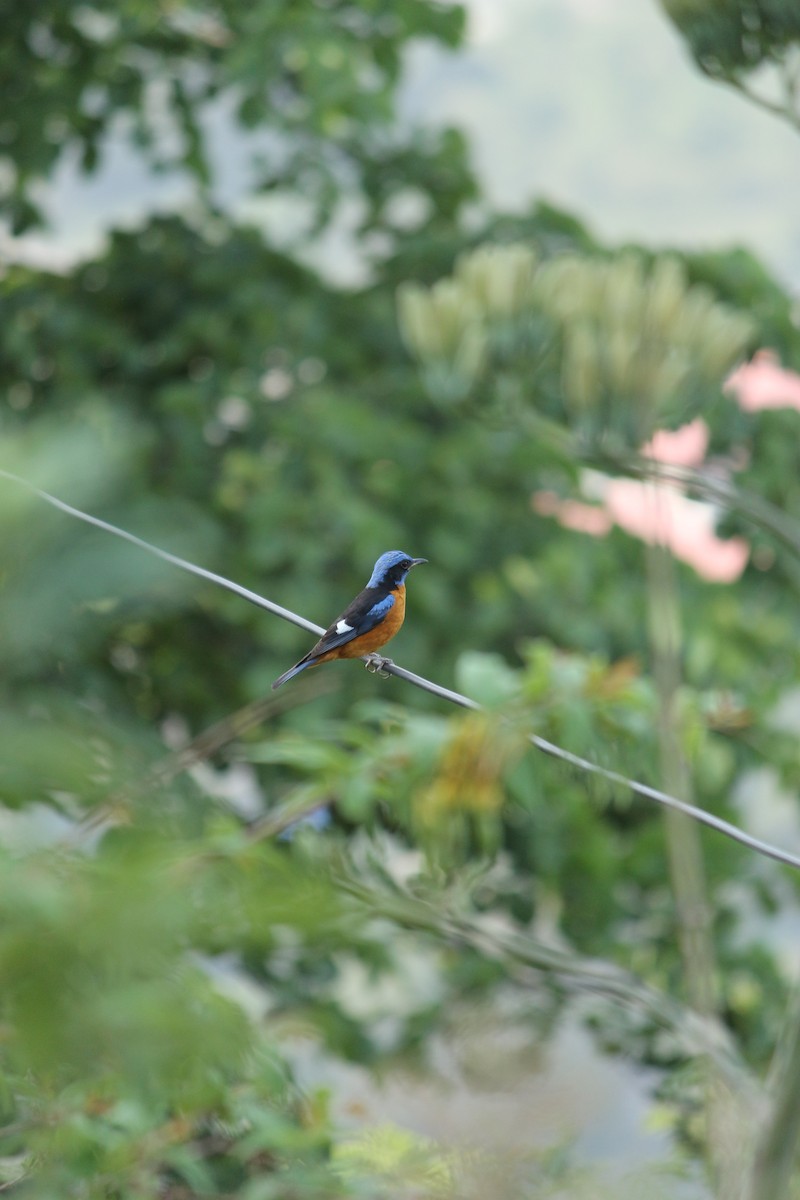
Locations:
401;0;800;286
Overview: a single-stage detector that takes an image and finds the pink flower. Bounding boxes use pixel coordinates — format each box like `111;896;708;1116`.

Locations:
532;491;612;535
533;419;750;583
642;418;709;467
604;480;749;583
725;350;800;412
534;349;800;581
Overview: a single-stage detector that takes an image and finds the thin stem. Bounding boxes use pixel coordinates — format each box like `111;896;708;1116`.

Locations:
726;72;800;134
73;677;334;840
339;872;758;1100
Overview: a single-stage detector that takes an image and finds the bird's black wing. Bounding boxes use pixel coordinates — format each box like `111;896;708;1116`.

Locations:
309;586;395;656
271;586;397;689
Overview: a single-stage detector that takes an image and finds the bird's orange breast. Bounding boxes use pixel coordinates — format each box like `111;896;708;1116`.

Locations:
335;585;406;659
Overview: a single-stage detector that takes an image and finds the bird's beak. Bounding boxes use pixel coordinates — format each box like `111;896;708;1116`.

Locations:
410;558;428;568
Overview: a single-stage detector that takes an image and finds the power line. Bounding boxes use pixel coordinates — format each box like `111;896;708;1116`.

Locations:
3;467;800;873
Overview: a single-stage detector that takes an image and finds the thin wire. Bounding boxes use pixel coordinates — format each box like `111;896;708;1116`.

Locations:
386;662;800;871
0;469;325;637
4;467;800;873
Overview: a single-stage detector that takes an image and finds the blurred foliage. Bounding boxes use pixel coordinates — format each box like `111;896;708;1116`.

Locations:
3;1;800;1197
0;0;472;234
660;0;800;130
0;826;366;1197
3;195;800;1192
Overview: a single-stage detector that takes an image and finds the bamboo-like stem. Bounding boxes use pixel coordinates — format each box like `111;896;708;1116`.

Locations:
744;987;800;1200
645;532;717;1019
643;487;749;1195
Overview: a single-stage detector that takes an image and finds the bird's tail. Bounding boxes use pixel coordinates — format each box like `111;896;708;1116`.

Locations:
271;656;317;690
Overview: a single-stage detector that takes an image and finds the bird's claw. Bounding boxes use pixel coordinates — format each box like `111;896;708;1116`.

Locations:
364;653;394;678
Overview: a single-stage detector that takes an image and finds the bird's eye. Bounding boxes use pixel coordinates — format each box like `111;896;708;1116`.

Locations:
401;559;411;570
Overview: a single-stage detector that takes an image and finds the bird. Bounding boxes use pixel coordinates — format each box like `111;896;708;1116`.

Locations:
271;550;427;689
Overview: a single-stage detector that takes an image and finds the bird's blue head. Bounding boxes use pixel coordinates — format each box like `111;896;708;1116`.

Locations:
367;550;427;589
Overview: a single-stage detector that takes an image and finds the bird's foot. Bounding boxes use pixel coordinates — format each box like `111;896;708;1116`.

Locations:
364;653;394;678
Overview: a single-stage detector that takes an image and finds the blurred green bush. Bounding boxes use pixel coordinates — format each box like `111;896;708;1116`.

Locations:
3;1;800;1195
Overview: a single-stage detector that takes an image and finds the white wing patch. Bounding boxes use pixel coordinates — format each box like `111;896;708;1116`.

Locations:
335;619;354;635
